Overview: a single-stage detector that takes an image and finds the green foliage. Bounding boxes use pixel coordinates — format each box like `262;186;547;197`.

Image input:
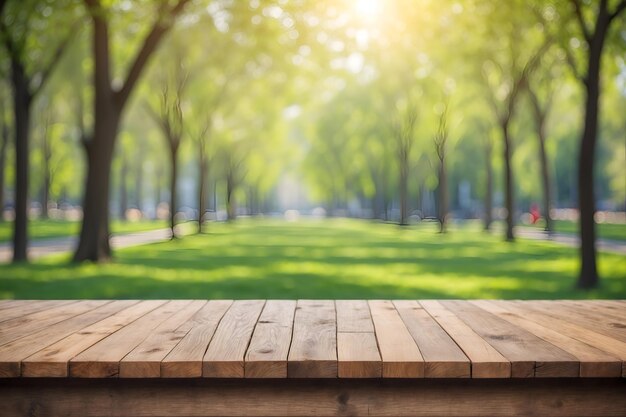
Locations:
0;0;624;226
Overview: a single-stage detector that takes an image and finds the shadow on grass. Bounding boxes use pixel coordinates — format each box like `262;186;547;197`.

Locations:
1;219;624;299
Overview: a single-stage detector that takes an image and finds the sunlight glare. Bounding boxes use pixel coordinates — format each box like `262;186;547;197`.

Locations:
355;0;383;20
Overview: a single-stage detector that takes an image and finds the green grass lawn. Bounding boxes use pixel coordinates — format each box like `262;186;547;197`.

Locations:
0;219;168;242
1;218;624;300
527;219;626;241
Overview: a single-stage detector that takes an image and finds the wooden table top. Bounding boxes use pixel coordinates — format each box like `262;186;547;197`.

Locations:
0;300;624;379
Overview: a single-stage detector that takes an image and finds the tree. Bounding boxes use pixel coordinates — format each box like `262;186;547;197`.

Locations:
0;92;9;220
558;0;625;288
433;102;449;233
525;57;558;234
73;0;189;261
392;99;417;226
482;41;550;241
482;132;494;231
221;142;249;221
145;62;187;239
36;103;53;219
0;0;76;261
191;118;211;233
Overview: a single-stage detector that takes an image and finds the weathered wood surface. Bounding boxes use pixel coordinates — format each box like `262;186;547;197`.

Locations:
1;378;625;417
0;300;625;378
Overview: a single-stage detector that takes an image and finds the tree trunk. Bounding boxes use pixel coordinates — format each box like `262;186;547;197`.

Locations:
73;9;119;262
537;126;553;234
484;139;493;231
576;18;609;289
135;160;143;214
73;111;119;262
502;121;515;241
155;165;162;211
169;149;178;238
119;155;128;220
399;157;408;226
41;130;51;219
11;59;31;262
198;148;207;233
0;123;9;222
438;155;447;233
528;88;554;234
212;178;217;212
226;172;236;221
41;171;50;219
74;0;189;262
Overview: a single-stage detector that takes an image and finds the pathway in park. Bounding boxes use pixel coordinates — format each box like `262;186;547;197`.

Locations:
0;223;624;263
0;228;176;263
514;227;626;255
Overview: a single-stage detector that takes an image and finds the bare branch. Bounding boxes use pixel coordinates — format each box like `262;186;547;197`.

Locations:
0;18;20;66
609;0;626;22
116;0;190;107
563;42;584;81
571;0;591;42
31;22;80;98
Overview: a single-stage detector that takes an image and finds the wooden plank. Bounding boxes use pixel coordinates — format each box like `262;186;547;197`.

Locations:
203;300;265;378
336;300;374;332
288;300;338;378
420;300;510;378
0;300;75;323
474;300;622;377
560;300;626;322
0;300;135;377
528;301;626;343
337;333;381;378
336;300;381;378
161;300;232;378
22;300;165;377
0;300;22;310
493;301;626;378
70;300;187;377
0;300;106;347
369;300;424;377
442;300;579;377
394;300;470;378
245;300;296;378
119;301;207;378
3;378;626;417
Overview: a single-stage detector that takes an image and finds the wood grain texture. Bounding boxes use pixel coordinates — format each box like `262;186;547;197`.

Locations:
525;301;626;343
473;300;622;377
0;301;100;346
288;300;337;378
442;300;579;377
0;300;134;377
493;300;626;378
161;300;232;378
1;300;624;381
337;332;381;378
420;300;510;378
203;300;265;378
70;301;187;377
336;300;375;332
336;300;381;378
22;300;165;377
369;300;424;377
395;300;470;378
119;300;207;378
245;300;296;378
2;378;625;417
0;300;75;324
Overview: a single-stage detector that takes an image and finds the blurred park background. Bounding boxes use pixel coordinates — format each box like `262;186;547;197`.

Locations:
0;0;624;300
